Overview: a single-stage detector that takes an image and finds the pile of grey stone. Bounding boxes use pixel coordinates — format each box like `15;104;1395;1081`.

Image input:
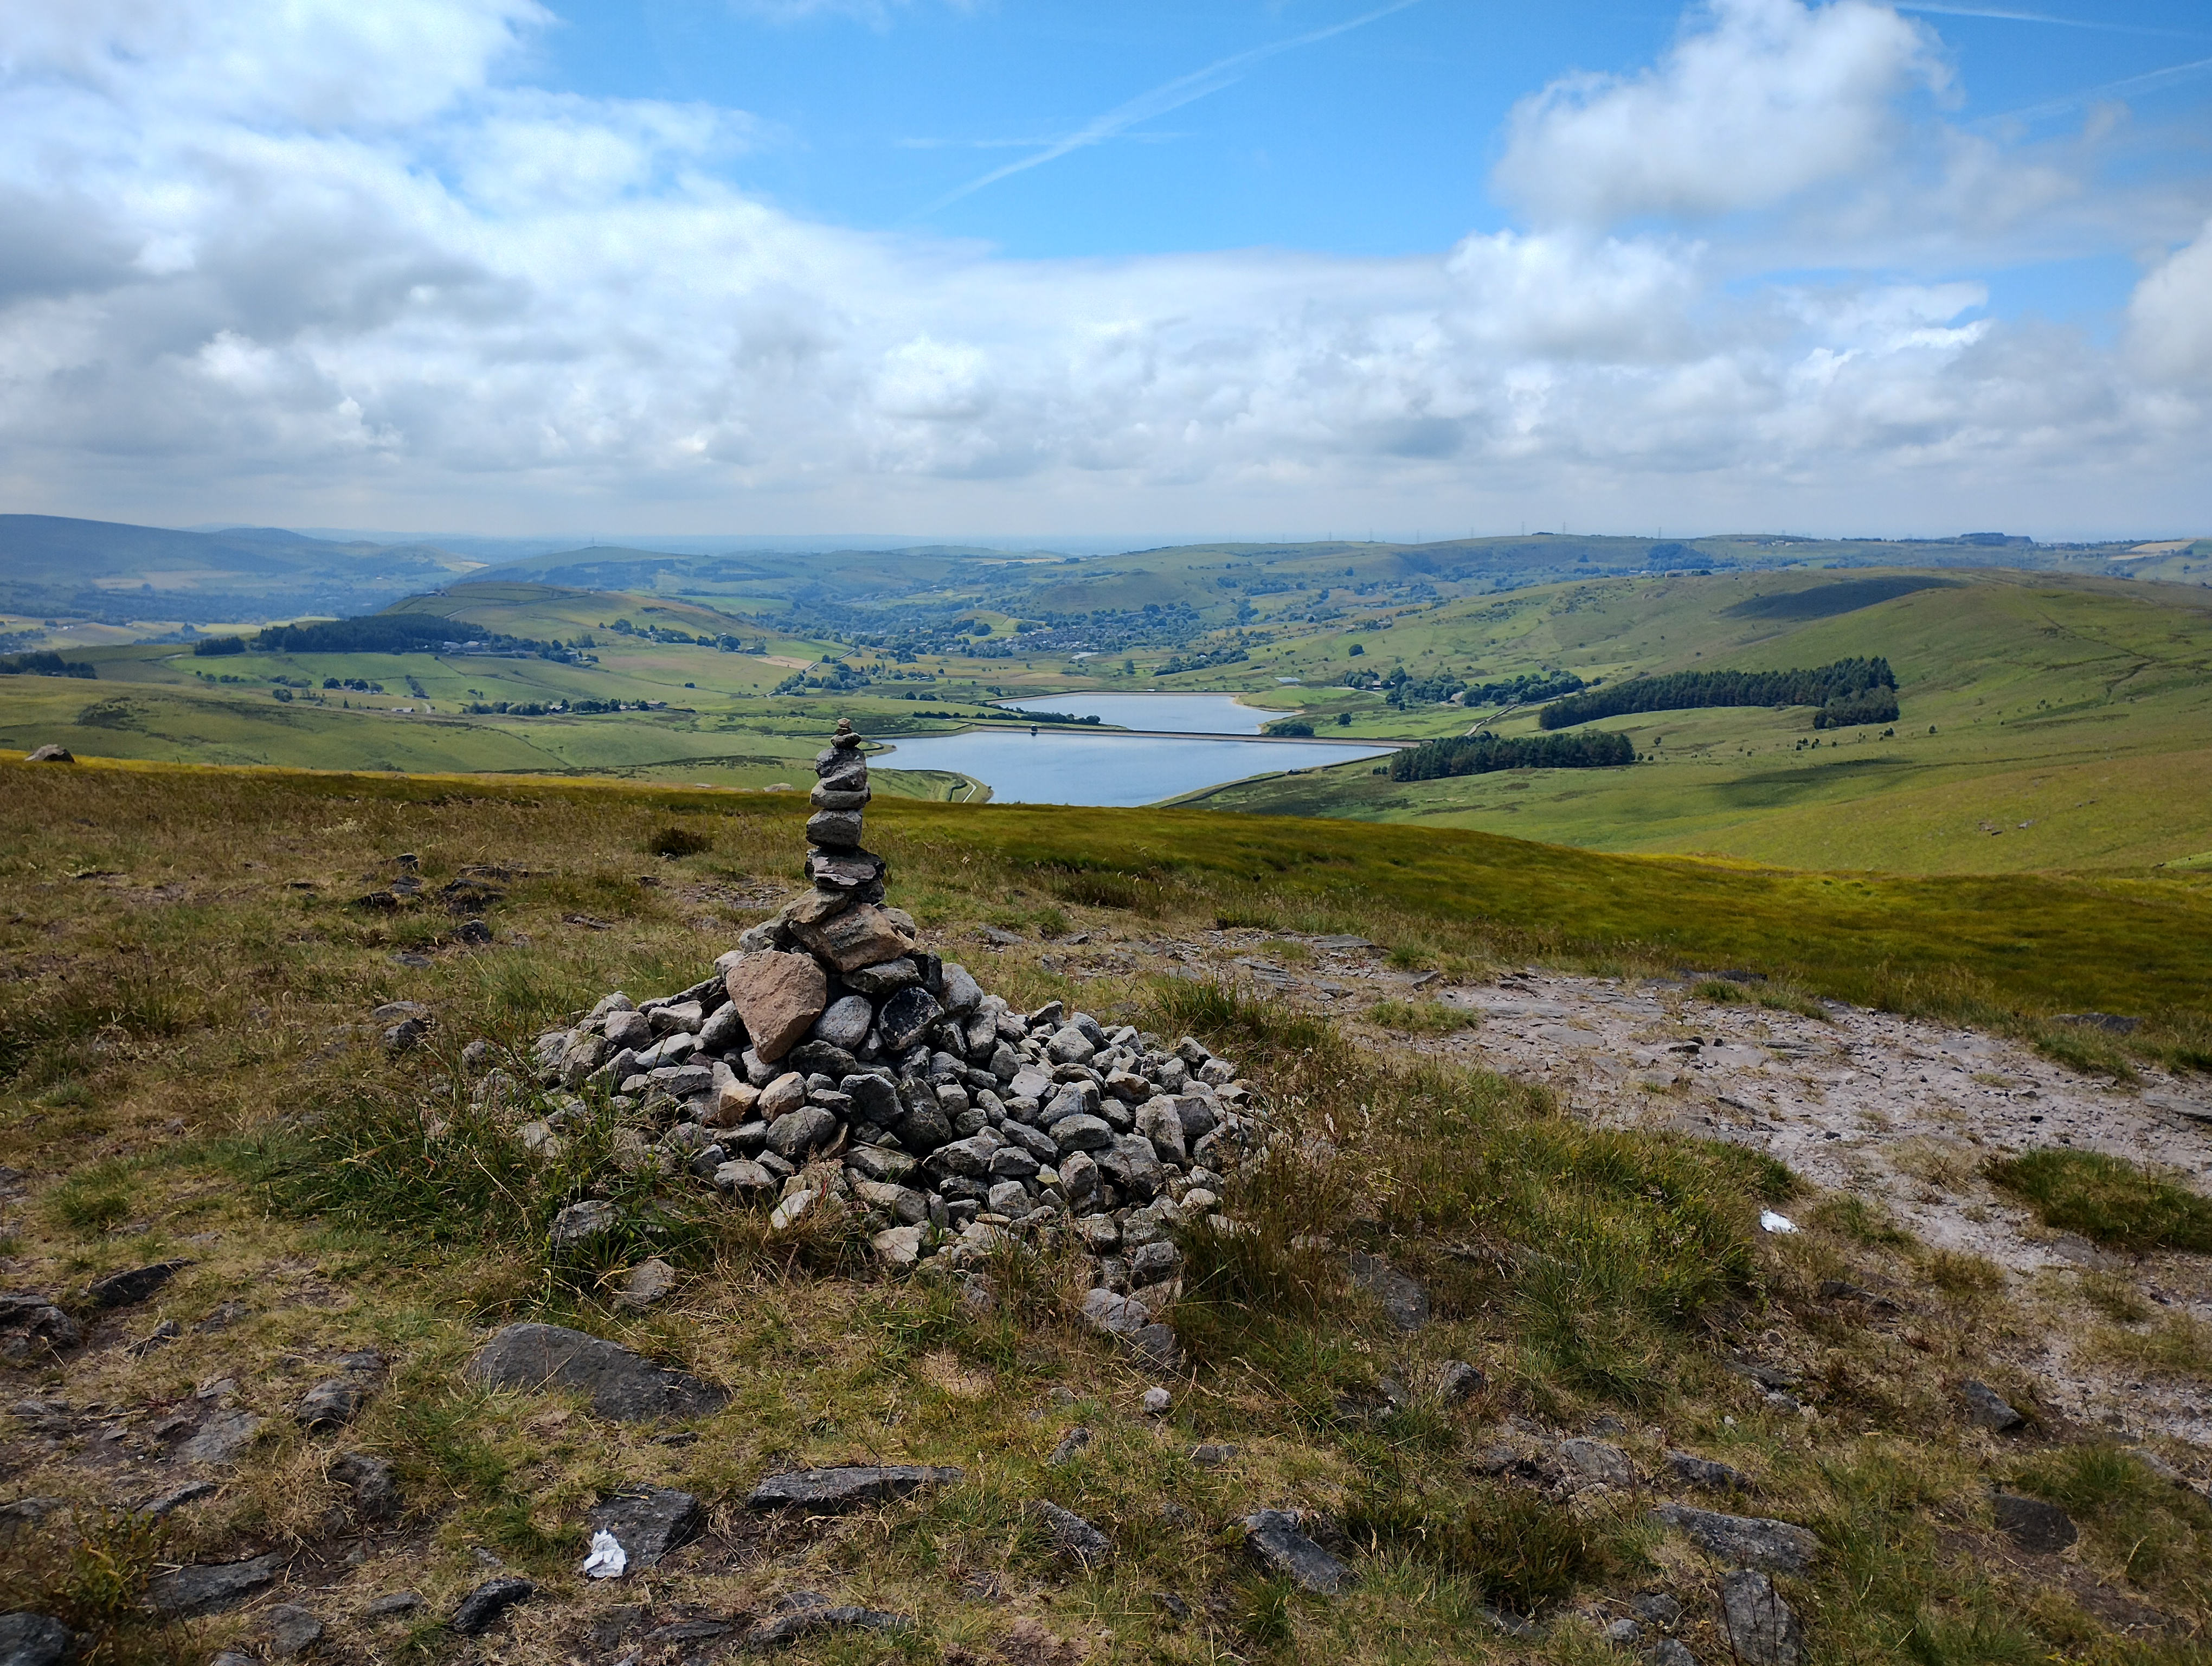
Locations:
503;719;1265;1306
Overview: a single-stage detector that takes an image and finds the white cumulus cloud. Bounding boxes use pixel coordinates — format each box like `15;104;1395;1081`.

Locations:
0;0;2202;536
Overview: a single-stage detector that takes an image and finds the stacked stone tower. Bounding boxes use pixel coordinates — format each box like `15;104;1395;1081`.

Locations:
802;719;886;903
527;716;1256;1322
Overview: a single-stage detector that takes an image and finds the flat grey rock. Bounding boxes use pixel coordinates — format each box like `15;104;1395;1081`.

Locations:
1716;1568;1803;1666
748;1595;910;1648
1348;1252;1429;1331
330;1452;399;1518
1666;1450;1751;1491
746;1464;961;1512
297;1377;366;1428
0;1613;73;1666
587;1488;702;1568
449;1577;534;1636
266;1605;323;1658
1026;1499;1111;1566
1559;1438;1636;1488
1242;1509;1353;1595
87;1260;191;1309
178;1409;264;1466
464;1323;724;1421
1649;1504;1818;1574
147;1552;284;1617
1959;1379;2024;1432
1991;1491;2076;1553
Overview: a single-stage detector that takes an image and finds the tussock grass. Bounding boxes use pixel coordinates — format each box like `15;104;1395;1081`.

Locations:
1986;1149;2212;1253
1364;998;1474;1034
0;1507;175;1666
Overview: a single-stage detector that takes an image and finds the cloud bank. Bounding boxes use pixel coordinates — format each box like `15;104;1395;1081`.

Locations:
0;0;2205;535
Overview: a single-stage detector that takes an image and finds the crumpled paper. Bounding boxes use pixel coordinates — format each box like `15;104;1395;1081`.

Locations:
582;1529;628;1579
1759;1209;1799;1234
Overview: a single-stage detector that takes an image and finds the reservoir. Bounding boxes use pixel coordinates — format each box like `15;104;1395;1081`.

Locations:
878;723;1394;807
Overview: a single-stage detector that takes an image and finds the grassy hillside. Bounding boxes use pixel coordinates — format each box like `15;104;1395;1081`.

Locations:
8;563;2210;876
2;758;2207;1666
1182;569;2212;873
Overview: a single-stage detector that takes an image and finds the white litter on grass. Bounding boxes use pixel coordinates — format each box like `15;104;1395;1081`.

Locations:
1760;1210;1799;1234
582;1530;627;1579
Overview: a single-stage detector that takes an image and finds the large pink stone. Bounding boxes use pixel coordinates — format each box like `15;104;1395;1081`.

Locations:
722;951;828;1062
787;901;913;973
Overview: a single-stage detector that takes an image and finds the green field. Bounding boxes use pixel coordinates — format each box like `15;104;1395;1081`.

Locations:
7;553;2211;875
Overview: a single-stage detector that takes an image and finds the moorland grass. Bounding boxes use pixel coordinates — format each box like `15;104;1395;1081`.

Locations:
2;757;2210;1666
1985;1149;2212;1254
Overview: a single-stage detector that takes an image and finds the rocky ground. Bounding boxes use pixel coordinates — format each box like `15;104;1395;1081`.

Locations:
1008;924;2212;1454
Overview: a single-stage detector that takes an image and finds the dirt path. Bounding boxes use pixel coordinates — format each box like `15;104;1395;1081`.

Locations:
1019;925;2212;1452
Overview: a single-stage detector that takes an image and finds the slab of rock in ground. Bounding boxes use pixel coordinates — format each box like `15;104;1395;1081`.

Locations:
1560;1438;1638;1488
1649;1504;1819;1574
1649;1637;1699;1666
330;1452;399;1518
722;951;828;1061
748;1594;911;1649
0;1613;73;1666
147;1552;285;1616
1717;1568;1804;1666
1959;1379;2024;1432
1027;1500;1111;1566
464;1323;725;1421
297;1377;367;1428
139;1481;217;1519
179;1409;264;1465
1668;1451;1751;1491
587;1488;703;1568
449;1577;535;1636
1991;1492;2076;1552
1046;1426;1092;1466
1436;1361;1485;1402
266;1605;324;1658
87;1259;191;1308
746;1464;962;1512
0;1296;81;1361
615;1257;677;1310
1242;1509;1354;1595
1347;1252;1429;1331
547;1199;619;1252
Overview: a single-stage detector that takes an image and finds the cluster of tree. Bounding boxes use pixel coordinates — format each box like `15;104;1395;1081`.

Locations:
1538;657;1896;729
461;697;663;716
1153;644;1250;676
1011;710;1105;726
773;661;867;697
1351;665;1588;709
1263;718;1315;736
1811;688;1902;728
251;614;570;658
0;650;95;678
1390;728;1637;780
191;636;246;656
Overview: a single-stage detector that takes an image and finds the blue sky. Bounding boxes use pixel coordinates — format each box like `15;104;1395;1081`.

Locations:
0;0;2208;539
537;2;2208;277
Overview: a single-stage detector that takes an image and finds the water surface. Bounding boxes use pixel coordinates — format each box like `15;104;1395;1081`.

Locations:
879;726;1392;807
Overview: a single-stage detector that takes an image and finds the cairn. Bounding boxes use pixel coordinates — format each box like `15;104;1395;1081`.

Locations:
516;719;1264;1350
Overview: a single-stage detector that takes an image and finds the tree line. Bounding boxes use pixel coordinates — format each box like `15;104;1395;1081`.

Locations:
1538;657;1897;729
1389;729;1636;780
